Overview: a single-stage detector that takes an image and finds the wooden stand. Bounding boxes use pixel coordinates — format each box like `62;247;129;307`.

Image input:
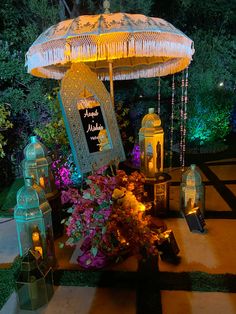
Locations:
47;191;64;239
145;173;171;217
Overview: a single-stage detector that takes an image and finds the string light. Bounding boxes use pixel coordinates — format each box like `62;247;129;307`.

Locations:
169;74;175;169
157;76;161;115
180;71;185;168
182;67;189;169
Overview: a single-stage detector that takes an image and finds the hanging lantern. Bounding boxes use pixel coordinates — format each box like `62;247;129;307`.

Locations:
16;250;54;310
139;108;164;180
22;136;63;238
180;164;205;216
14;177;56;267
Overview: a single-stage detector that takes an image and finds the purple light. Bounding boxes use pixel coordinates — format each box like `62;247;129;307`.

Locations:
131;144;141;167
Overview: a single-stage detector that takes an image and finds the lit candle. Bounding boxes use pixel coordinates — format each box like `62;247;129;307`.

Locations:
148;161;153;171
32;226;43;257
39;177;45;189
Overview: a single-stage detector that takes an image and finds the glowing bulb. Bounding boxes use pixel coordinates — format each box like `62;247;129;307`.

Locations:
139;204;146;211
39;177;45;189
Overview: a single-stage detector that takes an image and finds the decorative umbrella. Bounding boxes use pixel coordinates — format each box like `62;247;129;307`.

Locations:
26;11;194;103
26;5;194;173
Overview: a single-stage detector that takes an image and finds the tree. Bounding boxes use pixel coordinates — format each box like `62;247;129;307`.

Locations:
0;0;60;183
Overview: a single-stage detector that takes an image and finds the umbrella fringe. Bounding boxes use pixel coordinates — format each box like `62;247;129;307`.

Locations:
26;33;194;79
31;57;190;81
98;58;191;80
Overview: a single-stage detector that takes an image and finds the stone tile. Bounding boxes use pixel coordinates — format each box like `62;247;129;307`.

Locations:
205;186;232;211
161;291;236;314
158;218;236;274
208;164;236;181
0;219;19;264
0;292;18;314
14;286;135;314
206;158;236;164
226;184;236;197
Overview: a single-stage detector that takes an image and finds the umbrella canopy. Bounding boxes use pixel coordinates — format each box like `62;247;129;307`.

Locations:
26;13;194;80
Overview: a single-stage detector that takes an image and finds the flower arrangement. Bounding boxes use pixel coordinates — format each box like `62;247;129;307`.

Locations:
61;166;159;269
52;154;82;190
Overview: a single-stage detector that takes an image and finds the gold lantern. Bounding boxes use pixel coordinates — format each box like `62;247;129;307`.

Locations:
16;250;54;310
139;108;164;180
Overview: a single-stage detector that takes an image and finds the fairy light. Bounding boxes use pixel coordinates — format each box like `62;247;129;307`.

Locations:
180;71;185;168
182;67;189;169
169;74;175;169
157;76;161;115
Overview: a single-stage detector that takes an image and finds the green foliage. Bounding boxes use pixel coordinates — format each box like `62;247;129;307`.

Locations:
0;256;21;310
110;0;154;15
190;30;235;90
0;104;13;158
187;89;235;143
186;29;236;143
115;101;135;157
34;90;69;154
177;0;236;34
0;0;60;167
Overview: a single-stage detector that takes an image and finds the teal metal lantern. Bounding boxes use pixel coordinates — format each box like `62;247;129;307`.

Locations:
14;177;56;267
22;136;63;238
22;136;56;197
16;250;54;310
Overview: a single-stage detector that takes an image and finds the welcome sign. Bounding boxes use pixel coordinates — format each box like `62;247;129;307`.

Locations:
59;63;125;174
79;106;107;153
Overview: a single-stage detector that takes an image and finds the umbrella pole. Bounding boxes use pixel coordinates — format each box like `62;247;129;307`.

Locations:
109;61;114;107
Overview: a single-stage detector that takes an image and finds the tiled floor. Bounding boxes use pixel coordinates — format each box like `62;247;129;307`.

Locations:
0;157;236;313
161;291;236;314
0;218;18;265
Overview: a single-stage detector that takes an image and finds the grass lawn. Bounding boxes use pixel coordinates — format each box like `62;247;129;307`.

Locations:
0;178;24;217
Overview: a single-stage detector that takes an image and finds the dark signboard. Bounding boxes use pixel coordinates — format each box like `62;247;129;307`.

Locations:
79;105;107;153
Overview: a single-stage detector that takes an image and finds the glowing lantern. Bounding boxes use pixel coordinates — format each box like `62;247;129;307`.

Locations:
22;136;63;238
180;164;205;216
14;177;56;267
31;225;43;257
22;136;55;196
139;108;164;180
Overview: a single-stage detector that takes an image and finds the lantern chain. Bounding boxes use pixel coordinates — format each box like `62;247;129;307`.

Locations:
182;67;188;170
169;74;175;170
180;71;184;169
157;76;161;115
